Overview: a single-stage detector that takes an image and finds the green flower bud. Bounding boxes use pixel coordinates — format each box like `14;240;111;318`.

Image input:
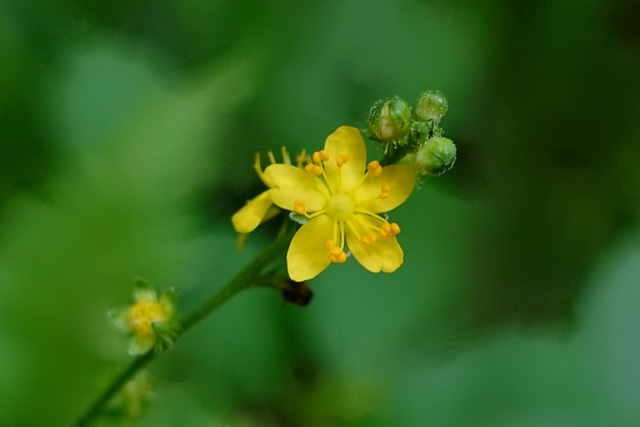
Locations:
415;90;448;122
414;137;457;176
410;120;435;144
368;97;411;142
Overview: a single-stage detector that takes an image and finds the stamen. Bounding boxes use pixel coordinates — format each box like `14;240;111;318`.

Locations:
312;150;330;164
281;147;291;165
336;154;349;167
367;160;383;176
293;200;306;215
328;244;347;264
381;183;391;192
354;209;389;224
327;237;347;263
268;151;277;165
253;153;267;183
305;209;326;220
295;150;307;168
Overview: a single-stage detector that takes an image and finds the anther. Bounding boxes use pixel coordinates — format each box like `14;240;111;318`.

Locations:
293;200;306;215
390;222;401;236
367;160;383;176
319;150;330;161
304;164;323;176
336;154;349;167
329;250;347;264
361;235;371;245
326;240;334;250
378;222;392;237
312;151;321;164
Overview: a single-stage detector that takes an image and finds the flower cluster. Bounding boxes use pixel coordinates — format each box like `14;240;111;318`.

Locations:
232;126;416;282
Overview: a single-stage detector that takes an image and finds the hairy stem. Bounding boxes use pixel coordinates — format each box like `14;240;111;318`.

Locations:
73;227;294;427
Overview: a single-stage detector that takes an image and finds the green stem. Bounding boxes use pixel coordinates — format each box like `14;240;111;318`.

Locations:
72;227;294;427
180;228;293;332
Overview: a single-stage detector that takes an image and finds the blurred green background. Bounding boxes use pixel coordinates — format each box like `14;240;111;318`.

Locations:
2;0;640;425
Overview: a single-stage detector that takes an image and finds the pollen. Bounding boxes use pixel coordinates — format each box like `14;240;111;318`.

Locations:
304;164;323;176
361;232;378;245
336;154;349;167
313;150;330;164
293;200;306;215
390;222;401;236
329;249;347;263
326;242;347;263
367;160;383;176
378;222;392;237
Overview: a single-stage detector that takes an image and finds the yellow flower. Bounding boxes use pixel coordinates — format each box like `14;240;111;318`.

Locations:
263;126;415;281
111;281;177;355
231;148;305;235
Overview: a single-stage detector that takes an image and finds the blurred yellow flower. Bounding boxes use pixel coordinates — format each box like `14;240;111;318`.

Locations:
264;126;415;281
112;280;177;355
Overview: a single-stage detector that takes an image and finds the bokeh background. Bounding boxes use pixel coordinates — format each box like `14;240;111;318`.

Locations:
2;0;640;425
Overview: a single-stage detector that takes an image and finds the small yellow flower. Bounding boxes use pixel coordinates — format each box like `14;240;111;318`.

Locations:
232;148;305;235
263;126;415;281
112;280;177;355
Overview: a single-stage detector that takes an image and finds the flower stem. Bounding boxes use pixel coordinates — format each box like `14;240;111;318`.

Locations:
72;227;294;427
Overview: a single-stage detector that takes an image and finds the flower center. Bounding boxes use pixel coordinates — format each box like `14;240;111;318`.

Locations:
325;193;355;222
129;301;167;338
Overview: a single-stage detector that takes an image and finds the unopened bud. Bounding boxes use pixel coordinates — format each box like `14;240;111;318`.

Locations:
415;90;448;122
410;120;435;144
414;137;457;176
368;97;411;142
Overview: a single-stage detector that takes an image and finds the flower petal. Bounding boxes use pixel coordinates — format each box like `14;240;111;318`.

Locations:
231;191;274;233
346;215;403;273
264;164;328;212
353;164;415;213
133;278;157;302
129;335;155;355
323;126;367;192
287;215;333;281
